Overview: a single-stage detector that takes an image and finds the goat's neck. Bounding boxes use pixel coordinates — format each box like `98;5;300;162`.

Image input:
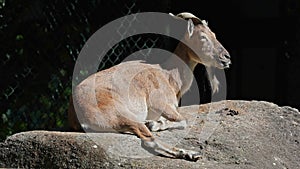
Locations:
163;42;198;95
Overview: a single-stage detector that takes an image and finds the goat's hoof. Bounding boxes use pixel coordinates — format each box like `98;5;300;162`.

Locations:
144;120;160;131
186;152;201;162
179;149;201;162
145;120;167;131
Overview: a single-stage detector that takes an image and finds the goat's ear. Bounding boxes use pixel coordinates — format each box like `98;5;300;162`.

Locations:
187;19;194;38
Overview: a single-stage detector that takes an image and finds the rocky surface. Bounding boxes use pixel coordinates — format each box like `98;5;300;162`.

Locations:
1;100;300;168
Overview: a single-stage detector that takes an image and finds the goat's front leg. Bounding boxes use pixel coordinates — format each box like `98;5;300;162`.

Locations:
145;104;187;131
145;117;187;131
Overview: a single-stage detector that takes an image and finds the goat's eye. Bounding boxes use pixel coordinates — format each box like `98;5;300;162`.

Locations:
199;33;207;39
200;35;207;41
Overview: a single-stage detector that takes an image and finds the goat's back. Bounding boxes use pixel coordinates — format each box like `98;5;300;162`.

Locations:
69;60;182;131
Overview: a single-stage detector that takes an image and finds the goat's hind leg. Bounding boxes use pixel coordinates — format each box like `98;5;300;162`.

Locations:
143;138;201;161
121;118;200;161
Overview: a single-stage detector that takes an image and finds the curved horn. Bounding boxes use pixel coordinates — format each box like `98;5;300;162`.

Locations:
175;12;204;25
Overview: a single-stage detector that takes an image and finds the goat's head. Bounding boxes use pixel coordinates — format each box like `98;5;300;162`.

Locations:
175;12;231;69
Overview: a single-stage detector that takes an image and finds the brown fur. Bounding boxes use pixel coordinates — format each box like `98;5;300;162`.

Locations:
68;12;231;161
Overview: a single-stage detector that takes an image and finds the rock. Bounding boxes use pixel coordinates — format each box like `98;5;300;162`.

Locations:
1;100;300;168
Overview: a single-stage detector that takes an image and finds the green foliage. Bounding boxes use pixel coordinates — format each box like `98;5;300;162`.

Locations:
0;0;170;141
0;0;93;141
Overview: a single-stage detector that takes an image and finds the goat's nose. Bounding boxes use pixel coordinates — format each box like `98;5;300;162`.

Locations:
224;54;230;59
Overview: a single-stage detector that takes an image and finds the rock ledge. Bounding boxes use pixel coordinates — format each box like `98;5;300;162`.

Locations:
1;100;300;168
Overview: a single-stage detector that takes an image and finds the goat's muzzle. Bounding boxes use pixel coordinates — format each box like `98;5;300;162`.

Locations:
220;54;231;69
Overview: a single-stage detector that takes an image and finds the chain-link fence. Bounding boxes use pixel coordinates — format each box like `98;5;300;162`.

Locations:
0;0;173;140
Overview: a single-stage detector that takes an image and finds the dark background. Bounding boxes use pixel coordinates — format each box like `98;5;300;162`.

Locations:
1;0;299;140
